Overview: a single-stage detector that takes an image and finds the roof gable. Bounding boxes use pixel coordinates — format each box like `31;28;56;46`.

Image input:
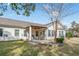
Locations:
46;21;65;30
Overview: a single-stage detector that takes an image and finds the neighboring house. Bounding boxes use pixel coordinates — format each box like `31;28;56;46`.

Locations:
67;28;79;37
0;17;66;41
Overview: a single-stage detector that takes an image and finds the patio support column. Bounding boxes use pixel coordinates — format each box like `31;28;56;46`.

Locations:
29;26;32;41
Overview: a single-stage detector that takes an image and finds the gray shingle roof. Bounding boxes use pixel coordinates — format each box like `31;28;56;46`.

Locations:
0;17;46;28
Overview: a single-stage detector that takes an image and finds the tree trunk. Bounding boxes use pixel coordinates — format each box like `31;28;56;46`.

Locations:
54;19;58;42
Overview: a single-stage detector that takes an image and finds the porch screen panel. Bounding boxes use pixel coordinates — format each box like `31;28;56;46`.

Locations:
36;31;38;36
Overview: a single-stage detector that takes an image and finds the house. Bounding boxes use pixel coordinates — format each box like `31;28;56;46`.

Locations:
0;17;66;41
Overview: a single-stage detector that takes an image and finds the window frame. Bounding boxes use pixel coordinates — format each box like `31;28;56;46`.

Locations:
24;30;27;36
52;30;54;36
15;29;19;36
48;30;51;37
59;30;64;37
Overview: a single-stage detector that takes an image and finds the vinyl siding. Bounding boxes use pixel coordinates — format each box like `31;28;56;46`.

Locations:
0;27;28;41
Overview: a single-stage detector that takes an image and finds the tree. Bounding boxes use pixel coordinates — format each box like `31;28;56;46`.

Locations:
43;4;63;42
68;21;79;37
66;31;73;39
71;21;76;28
43;3;79;42
10;3;35;16
0;3;7;16
0;3;36;16
71;21;79;33
71;21;77;32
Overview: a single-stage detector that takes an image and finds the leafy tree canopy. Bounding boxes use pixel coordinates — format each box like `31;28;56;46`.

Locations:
0;3;36;16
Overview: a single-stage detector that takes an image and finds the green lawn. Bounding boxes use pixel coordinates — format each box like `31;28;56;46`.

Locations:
0;38;79;56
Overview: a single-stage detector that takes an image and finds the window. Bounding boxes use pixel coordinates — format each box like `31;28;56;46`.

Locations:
48;30;51;37
0;28;3;36
61;31;64;36
24;30;27;36
59;31;64;37
15;29;19;36
48;30;54;37
52;30;54;36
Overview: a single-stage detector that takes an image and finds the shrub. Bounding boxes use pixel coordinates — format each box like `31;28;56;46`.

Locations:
56;37;64;43
66;32;73;39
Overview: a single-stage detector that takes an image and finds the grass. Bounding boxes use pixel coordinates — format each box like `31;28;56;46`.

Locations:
0;38;79;56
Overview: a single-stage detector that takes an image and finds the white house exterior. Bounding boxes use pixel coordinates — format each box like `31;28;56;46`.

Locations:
45;22;66;40
0;17;66;41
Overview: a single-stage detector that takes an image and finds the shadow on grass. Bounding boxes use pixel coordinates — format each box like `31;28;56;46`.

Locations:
50;42;79;56
21;43;79;56
0;40;26;56
0;40;79;56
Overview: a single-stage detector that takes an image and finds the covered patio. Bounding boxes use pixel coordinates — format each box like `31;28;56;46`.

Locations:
25;25;47;41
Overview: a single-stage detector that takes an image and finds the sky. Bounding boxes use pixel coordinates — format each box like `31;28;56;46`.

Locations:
1;3;79;28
